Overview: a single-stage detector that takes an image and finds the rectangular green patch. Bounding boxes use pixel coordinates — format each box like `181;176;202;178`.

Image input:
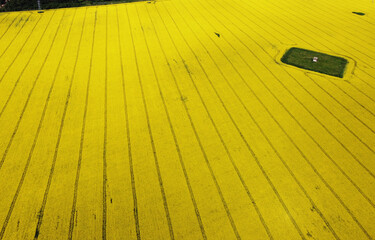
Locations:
281;47;348;78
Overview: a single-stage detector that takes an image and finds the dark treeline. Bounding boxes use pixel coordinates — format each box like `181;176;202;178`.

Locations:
0;0;131;12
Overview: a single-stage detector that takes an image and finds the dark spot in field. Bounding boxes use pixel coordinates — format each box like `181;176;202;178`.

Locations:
180;96;188;102
110;198;113;204
352;12;365;16
34;228;40;238
214;32;220;37
182;60;191;74
306;231;313;238
315;185;320;190
15;17;23;27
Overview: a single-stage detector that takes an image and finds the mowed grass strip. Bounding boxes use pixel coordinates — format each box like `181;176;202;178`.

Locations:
281;47;348;78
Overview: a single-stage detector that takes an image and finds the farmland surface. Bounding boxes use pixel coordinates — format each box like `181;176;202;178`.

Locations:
0;0;375;239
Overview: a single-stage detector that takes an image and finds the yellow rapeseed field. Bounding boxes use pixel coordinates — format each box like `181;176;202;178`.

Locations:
0;0;374;239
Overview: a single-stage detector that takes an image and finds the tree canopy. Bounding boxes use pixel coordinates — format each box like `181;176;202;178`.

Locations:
1;0;127;12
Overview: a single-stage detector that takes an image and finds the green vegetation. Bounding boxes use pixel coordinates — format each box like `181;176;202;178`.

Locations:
352;12;365;16
281;47;348;78
0;0;139;12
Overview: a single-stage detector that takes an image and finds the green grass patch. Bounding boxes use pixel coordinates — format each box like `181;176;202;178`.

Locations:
281;47;348;78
